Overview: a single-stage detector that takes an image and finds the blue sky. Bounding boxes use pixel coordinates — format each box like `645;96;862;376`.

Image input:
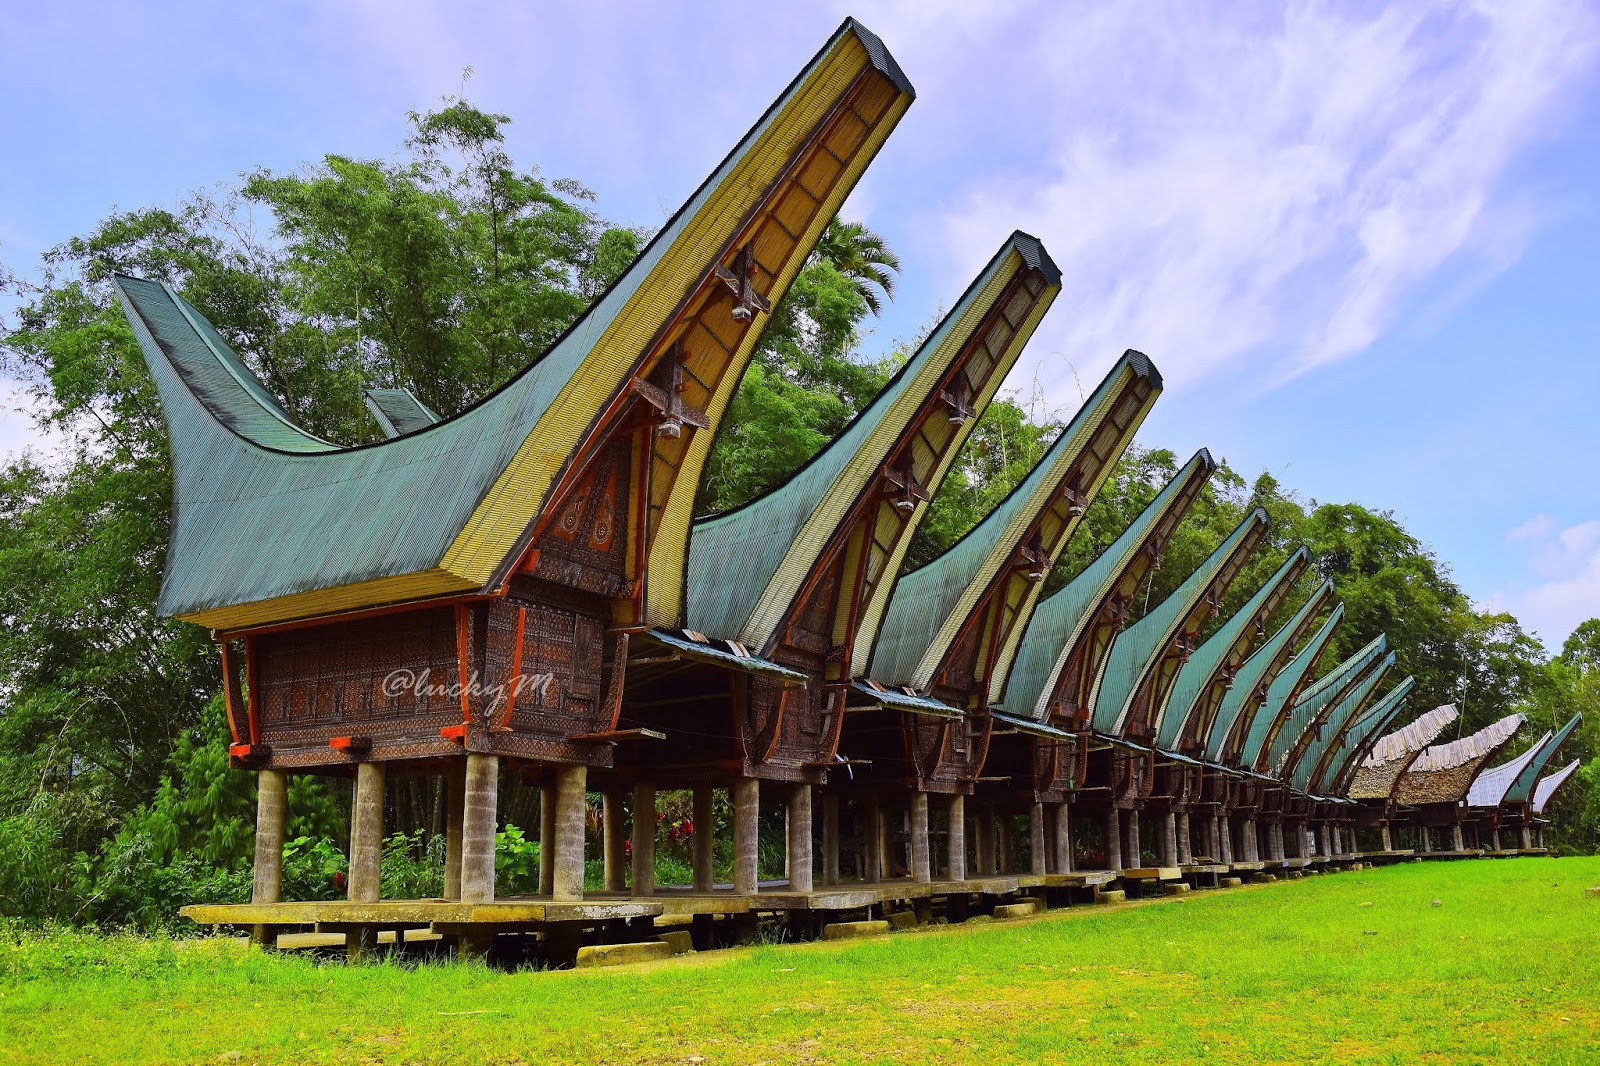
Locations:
2;1;1598;648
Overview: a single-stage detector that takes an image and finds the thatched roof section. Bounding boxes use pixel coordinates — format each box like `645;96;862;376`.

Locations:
1532;760;1580;813
1346;703;1456;801
1393;712;1524;807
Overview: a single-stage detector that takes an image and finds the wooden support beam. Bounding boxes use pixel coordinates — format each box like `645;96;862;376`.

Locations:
789;783;814;893
461;753;499;903
734;777;760;896
348;762;384;904
910;792;931;885
538;784;555;896
553;763;587;902
864;793;884;883
443;761;465;901
1029;802;1047;876
603;789;627;892
693;785;715;892
569;728;666;744
946;794;966;881
632;782;656;896
1054;803;1072;874
1105;808;1122;872
822;794;841;886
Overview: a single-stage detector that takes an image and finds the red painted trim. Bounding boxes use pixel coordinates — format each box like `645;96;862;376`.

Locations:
454;604;473;725
496;606;527;731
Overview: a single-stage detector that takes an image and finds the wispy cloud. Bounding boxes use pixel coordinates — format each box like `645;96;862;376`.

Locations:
909;0;1600;393
1500;514;1600;646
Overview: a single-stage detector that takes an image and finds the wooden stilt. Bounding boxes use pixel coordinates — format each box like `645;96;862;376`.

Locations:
998;813;1015;874
692;785;714;891
910;791;931;884
603;789;626;892
1054;802;1072;873
733;777;759;895
348;761;384;904
632;782;656;895
251;768;287;949
1105;808;1122;871
538;784;555;896
1029;802;1047;876
1124;809;1141;867
1451;823;1464;852
789;783;814;892
822;794;841;886
443;761;465;901
864;793;884;883
1381;823;1392;851
553;763;587;902
974;806;994;876
460;752;498;903
1175;812;1191;865
1161;812;1178;867
946;794;966;880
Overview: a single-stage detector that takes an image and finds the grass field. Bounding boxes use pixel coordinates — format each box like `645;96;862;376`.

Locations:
5;857;1599;1065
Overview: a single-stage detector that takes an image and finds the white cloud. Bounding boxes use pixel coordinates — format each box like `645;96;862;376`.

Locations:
915;0;1600;394
1500;515;1600;647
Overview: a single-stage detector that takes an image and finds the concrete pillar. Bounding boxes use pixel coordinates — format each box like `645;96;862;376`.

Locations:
1030;802;1047;876
733;776;759;895
1322;825;1334;857
822;794;841;885
1220;817;1234;864
252;769;287;905
692;785;715;891
443;762;465;901
1161;812;1178;867
788;784;814;892
348;762;385;904
946;794;966;880
1451;823;1464;852
1246;818;1261;862
632;782;656;895
1269;823;1283;861
552;762;587;902
1381;823;1393;852
974;806;994;876
1205;815;1219;861
602;789;626;892
1054;803;1073;873
459;753;499;903
1124;810;1141;868
864;793;884;882
538;784;555;896
1520;825;1532;851
910;791;931;884
1176;812;1191;865
1105;808;1123;871
1490;827;1501;852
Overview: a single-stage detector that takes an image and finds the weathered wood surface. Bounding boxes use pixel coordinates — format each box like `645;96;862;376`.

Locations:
1119;866;1182;881
181;899;662;926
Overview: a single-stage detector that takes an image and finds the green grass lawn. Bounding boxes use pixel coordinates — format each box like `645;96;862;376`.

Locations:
5;857;1599;1065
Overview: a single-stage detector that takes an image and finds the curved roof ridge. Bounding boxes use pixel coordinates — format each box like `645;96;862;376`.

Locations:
1237;606;1347;767
1504;713;1582;805
1280;648;1392;782
994;448;1216;721
1265;636;1387;774
116;19;916;628
1466;729;1550;808
1317;676;1416;796
1093;507;1269;735
869;349;1160;689
1532;759;1580;813
1159;546;1309;750
1412;712;1524;772
685;232;1058;645
1288;661;1400;791
1204;580;1335;760
1364;703;1459;766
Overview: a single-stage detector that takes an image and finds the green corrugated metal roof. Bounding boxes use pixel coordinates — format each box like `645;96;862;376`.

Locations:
868;350;1160;689
1158;548;1309;750
1505;714;1582;805
1091;508;1268;735
1314;676;1414;796
686;231;1057;645
364;388;440;438
1286;653;1394;792
1261;635;1387;775
1203;583;1336;761
1236;605;1347;769
644;629;808;682
1532;759;1580;813
850;681;962;717
115;17;910;623
995;449;1216;722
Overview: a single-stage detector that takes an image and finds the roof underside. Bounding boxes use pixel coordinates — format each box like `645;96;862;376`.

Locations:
1203;583;1334;761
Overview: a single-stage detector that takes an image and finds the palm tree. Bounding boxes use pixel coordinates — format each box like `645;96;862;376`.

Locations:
812;216;900;316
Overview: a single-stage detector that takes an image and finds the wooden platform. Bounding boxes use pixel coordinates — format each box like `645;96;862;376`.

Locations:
1415;849;1484;860
1119;867;1182;881
1228;861;1266;872
1046;870;1118;888
181;898;663;928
